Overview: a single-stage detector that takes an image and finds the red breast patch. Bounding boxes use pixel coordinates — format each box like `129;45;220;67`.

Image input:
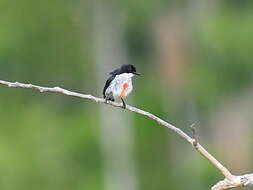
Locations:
119;83;129;98
123;83;129;90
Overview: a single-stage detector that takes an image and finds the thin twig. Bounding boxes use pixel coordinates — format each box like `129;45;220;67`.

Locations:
0;79;252;190
190;123;198;147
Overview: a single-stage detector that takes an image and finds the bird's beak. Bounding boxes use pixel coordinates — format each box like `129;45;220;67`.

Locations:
134;72;141;76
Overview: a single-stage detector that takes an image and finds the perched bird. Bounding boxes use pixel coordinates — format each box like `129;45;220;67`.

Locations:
103;64;140;109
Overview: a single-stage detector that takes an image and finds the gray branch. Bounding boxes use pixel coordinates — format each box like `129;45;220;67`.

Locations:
0;79;252;190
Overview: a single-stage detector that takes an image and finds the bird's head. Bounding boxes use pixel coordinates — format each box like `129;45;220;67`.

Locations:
119;64;140;76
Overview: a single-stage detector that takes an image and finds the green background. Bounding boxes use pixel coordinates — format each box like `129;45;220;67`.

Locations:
0;1;253;190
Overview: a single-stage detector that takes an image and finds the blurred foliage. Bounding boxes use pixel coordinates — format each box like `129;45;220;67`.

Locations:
0;0;253;190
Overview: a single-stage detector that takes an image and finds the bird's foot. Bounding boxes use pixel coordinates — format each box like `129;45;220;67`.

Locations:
105;97;115;104
121;98;126;109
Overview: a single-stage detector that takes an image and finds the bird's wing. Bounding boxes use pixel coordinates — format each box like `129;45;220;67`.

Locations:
103;75;115;98
109;68;120;75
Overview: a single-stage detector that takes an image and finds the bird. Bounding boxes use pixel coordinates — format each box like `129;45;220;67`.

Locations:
103;64;140;109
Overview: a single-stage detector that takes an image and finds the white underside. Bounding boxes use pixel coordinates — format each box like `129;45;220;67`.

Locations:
105;73;133;99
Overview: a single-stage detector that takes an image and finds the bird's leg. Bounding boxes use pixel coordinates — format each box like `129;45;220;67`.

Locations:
121;98;126;109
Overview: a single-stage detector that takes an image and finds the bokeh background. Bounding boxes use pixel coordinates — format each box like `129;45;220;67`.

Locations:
0;0;253;190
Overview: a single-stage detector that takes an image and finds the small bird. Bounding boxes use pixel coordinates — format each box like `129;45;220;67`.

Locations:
103;64;140;109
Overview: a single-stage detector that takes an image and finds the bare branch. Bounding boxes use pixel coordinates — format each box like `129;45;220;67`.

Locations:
0;80;192;142
0;79;252;190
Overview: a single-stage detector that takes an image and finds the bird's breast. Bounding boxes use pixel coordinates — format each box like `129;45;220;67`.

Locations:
107;74;133;99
